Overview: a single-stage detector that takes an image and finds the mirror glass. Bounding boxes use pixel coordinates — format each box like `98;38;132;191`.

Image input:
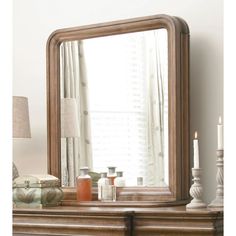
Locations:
59;29;168;188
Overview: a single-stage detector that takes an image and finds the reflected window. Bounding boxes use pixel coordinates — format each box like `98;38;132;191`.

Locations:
60;29;168;187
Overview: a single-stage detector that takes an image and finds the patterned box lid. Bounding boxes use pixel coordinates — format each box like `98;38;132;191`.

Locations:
13;174;60;188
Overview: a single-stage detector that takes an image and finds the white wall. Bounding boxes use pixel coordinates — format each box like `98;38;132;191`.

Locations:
13;0;223;203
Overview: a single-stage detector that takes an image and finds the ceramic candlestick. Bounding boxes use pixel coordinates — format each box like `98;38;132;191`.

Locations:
208;150;224;209
186;168;207;209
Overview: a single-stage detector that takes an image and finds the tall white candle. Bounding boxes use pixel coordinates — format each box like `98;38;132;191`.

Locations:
193;131;199;168
217;116;223;150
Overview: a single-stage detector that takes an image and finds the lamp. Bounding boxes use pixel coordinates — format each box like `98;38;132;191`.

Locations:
61;98;80;138
61;98;79;186
13;96;31;180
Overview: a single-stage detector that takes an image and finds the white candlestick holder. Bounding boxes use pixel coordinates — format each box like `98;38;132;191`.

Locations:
208;149;224;209
186;168;207;209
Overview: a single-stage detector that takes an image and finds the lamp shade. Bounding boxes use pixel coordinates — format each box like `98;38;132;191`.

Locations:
61;98;79;138
13;96;31;138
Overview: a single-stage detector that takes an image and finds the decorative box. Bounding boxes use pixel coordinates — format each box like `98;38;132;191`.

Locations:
13;174;63;208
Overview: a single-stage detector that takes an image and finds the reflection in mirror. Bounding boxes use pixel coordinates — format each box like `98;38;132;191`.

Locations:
60;29;168;188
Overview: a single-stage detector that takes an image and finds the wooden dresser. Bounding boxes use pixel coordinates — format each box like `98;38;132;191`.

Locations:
13;205;223;236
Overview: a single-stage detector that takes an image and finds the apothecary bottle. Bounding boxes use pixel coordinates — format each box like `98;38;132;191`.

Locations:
114;171;126;187
107;166;117;185
76;167;92;202
137;176;144;186
101;178;116;202
97;172;109;200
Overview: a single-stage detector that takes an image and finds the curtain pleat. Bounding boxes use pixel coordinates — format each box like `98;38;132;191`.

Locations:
146;30;167;186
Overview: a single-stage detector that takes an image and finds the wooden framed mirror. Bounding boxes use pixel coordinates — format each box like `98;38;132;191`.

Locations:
47;14;190;206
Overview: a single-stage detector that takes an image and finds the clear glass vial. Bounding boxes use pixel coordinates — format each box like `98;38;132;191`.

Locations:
107;166;117;185
101;178;116;202
137;176;144;186
97;172;109;200
114;171;126;187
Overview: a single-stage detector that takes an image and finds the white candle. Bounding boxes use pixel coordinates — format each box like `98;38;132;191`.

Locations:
217;116;223;150
193;131;199;168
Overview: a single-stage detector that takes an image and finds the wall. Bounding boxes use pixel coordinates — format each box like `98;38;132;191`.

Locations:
13;0;223;203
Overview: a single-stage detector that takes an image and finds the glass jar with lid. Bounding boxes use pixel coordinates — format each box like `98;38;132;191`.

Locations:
114;171;126;187
76;167;92;201
107;166;117;185
97;172;109;200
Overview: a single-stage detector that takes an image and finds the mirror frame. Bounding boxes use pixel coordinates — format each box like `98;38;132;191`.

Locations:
47;14;190;206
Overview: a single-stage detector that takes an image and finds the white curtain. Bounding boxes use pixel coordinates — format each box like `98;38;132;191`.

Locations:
60;40;93;187
145;30;168;186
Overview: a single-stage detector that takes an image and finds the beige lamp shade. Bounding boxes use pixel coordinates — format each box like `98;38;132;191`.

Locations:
13;96;31;138
61;98;80;138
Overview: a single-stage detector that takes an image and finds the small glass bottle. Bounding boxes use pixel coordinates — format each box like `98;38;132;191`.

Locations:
137;176;144;186
101;178;116;202
114;171;126;187
97;172;109;200
107;166;117;185
76;167;92;202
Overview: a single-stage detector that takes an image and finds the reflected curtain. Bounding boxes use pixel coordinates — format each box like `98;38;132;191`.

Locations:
145;30;168;186
60;41;93;187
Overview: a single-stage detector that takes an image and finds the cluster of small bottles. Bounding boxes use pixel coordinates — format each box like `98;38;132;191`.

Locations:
75;166;126;202
97;167;126;202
